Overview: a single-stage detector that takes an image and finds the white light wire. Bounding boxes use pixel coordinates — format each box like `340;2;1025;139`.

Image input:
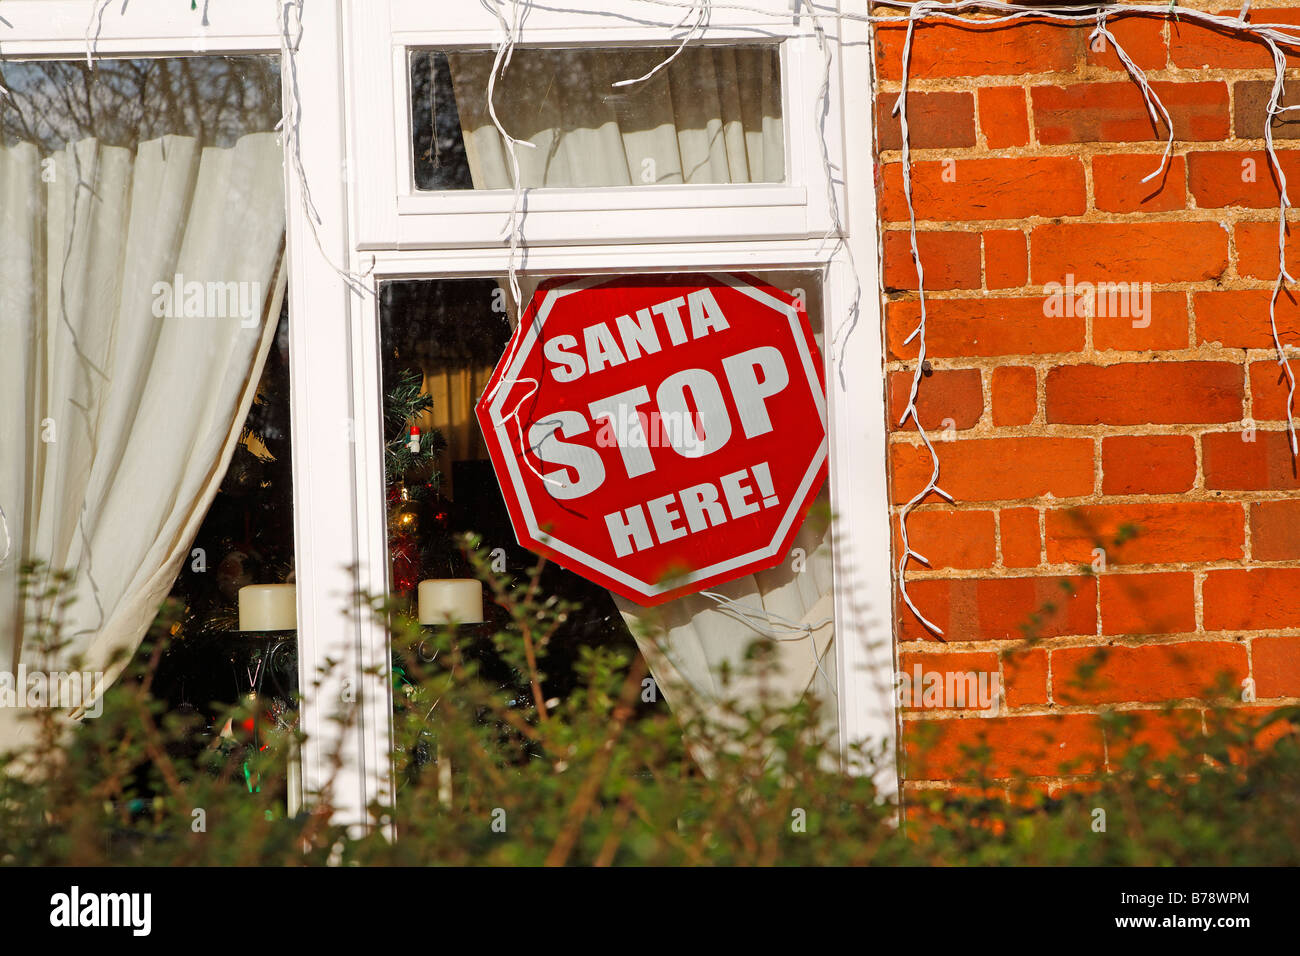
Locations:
1262;32;1300;453
892;0;953;638
698;590;837;694
612;0;711;88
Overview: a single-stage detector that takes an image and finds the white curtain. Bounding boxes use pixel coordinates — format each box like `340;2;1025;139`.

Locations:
447;46;784;188
614;510;837;754
0;132;286;753
446;45;835;744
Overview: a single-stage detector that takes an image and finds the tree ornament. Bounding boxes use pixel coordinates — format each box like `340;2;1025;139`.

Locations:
215;549;253;601
390;482;422;594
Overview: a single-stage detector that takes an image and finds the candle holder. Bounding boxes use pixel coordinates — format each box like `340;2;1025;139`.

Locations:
409;577;485;666
233;584;301;812
393;579;487;800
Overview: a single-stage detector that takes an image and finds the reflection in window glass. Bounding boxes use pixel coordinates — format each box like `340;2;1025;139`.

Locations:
410;46;784;190
379;278;640;720
0;57;280;150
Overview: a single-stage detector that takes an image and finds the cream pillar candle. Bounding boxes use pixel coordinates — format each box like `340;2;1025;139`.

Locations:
418;579;483;625
238;583;297;631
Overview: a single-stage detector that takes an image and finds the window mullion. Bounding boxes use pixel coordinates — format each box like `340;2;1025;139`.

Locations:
286;0;395;834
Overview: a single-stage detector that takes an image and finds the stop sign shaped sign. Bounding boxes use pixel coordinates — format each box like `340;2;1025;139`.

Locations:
475;272;828;606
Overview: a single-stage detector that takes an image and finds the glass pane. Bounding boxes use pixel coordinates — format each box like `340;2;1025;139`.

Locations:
379;277;640;703
0;57;280;150
0;56;295;806
410;45;785;190
378;270;837;785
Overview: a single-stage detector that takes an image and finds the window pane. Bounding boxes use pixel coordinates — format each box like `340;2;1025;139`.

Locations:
410;45;785;190
0;57;280;150
0;56;293;785
379;271;837;769
379;278;640;710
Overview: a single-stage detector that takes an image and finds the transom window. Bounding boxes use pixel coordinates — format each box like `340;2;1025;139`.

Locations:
409;44;785;191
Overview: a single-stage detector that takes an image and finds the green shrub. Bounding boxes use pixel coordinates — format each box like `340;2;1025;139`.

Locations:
2;549;1298;866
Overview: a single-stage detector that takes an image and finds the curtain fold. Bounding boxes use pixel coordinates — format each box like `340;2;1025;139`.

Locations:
0;131;286;753
418;364;496;500
613;502;837;752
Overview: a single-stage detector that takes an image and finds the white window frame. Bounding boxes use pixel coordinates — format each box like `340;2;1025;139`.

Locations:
2;0;899;831
353;237;898;785
0;0;280;56
343;2;897;797
347;0;846;248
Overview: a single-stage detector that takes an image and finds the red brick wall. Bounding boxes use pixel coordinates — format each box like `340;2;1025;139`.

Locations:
873;6;1300;792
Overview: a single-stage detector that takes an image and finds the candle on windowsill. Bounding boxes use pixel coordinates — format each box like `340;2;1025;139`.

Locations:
238;583;297;632
418;579;483;626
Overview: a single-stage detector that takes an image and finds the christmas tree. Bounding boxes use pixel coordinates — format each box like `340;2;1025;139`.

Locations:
154;304;451;717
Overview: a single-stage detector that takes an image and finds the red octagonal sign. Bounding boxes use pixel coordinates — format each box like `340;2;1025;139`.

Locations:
475;272;828;606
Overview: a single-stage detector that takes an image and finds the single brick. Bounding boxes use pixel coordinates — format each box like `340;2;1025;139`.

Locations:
1205;705;1299;758
886;298;1086;360
1196;290;1300;349
1203;567;1300;631
1250;500;1300;561
879;157;1087;223
1030;222;1229;285
991;366;1036;426
1234;221;1300;280
1092;292;1189;352
1252;635;1300;697
903;713;1105;779
1169;12;1300;70
1248;359;1297;423
896;650;1001;711
1084;18;1167;71
1100;572;1197;636
1187;150;1300;209
1045;502;1245;565
1002;647;1049;707
892;508;998;571
875;20;1079;80
1000;507;1042;568
1031;81;1229;145
888;367;983;431
977;86;1030;148
1100;434;1198;495
883;230;982;291
875;90;977;151
896;575;1098;643
1233;79;1300;140
1053;642;1248;705
1045;362;1243;426
1104;709;1207;767
1203;430;1300;491
891;437;1095;503
983;230;1028;290
1092;154;1187;212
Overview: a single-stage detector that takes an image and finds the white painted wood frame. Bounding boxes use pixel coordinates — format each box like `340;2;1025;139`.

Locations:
0;0;900;827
